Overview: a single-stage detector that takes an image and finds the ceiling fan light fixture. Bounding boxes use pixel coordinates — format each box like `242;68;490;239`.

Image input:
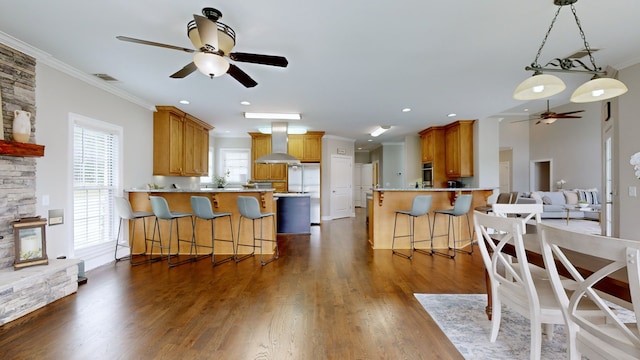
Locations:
513;73;566;100
193;52;229;77
570;76;629;103
539;118;557;124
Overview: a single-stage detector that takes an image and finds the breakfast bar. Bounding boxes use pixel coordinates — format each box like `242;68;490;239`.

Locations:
127;189;277;257
369;188;493;250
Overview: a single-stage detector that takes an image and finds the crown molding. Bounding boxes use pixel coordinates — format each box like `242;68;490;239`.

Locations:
0;31;156;111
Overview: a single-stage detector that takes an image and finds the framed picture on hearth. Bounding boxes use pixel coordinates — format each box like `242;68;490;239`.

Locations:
13;217;48;269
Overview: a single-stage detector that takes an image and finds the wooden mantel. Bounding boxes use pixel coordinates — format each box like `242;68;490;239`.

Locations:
0;140;45;157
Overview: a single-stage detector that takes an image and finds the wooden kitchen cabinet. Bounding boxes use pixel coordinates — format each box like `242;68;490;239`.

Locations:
287;131;324;162
444;120;474;178
418;126;444;164
418;126;447;187
250;133;288;188
153;106;212;177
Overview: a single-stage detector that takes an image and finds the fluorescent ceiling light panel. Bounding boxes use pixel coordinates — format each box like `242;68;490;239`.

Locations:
370;126;390;137
244;112;301;120
258;126;307;135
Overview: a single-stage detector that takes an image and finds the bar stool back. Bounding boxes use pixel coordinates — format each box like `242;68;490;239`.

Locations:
114;196;154;265
190;196;235;266
149;196;194;267
391;195;433;259
431;194;473;259
235;196;278;266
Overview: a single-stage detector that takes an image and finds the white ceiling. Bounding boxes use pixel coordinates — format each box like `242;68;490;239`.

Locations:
1;0;639;150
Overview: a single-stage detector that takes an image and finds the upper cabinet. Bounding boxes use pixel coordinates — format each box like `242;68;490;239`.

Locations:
287;131;324;162
444;120;474;178
418;126;444;164
153;106;213;177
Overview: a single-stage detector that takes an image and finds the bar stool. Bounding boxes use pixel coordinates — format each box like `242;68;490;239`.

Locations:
391;195;433;259
235;196;278;266
149;196;195;267
190;196;235;266
114;196;155;265
431;194;473;259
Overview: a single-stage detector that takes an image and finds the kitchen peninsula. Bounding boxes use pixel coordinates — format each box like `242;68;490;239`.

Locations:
369;188;493;250
127;188;277;256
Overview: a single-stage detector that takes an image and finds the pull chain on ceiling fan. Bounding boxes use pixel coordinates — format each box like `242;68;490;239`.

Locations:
116;7;288;88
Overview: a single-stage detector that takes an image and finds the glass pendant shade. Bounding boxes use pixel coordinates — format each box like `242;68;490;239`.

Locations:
193;53;230;77
570;77;629;103
513;73;566;100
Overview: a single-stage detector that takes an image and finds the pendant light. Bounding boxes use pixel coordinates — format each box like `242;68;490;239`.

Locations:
513;0;627;103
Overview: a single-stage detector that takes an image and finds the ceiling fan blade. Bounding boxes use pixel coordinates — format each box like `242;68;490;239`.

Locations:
170;62;198;78
116;36;195;53
556;115;583;119
227;64;257;88
193;14;219;51
229;52;289;67
557;110;585;116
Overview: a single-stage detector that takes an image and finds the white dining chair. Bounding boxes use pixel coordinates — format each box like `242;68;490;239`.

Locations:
474;211;603;360
539;223;640;360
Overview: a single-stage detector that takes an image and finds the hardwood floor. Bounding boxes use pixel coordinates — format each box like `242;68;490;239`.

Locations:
0;208;487;359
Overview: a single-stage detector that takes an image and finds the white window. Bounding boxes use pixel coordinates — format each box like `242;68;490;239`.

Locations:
72;114;122;251
218;148;250;184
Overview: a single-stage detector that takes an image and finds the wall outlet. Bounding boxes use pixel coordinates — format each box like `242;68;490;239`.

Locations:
630;186;637;197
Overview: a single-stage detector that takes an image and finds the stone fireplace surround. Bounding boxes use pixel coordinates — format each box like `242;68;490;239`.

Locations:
0;43;80;325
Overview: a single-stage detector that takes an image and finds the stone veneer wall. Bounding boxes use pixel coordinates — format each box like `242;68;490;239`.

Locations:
0;42;38;270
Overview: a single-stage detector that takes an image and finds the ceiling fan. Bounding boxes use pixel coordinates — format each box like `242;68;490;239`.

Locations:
117;7;288;88
515;100;585;125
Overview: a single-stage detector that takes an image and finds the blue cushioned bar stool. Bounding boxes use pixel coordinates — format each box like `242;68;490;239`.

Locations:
114;196;155;265
235;196;278;266
391;195;433;259
190;196;235;266
431;194;473;259
149;196;195;267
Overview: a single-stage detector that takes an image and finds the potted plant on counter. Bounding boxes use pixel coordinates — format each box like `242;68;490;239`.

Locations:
214;170;230;188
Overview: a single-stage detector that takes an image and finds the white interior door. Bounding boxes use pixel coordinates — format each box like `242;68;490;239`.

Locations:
330;155;353;219
361;163;373;207
499;161;510;193
353;163;362;207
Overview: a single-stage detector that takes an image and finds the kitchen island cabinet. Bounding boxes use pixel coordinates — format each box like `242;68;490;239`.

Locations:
369;188;493;250
127;189;276;257
276;193;311;234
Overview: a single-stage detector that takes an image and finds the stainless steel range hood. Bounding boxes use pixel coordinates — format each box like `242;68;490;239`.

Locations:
254;122;301;164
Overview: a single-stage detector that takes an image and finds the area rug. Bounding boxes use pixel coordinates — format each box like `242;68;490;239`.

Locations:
416;294;566;359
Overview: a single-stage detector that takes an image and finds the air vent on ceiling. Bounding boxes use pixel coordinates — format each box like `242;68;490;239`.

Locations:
92;73;119;82
565;48;599;59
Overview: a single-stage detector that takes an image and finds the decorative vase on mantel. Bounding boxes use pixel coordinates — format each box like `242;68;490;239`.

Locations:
13;110;31;143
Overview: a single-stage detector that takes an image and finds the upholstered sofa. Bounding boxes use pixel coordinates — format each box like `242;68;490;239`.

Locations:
517;189;601;219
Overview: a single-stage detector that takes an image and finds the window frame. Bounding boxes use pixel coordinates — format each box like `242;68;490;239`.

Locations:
69;113;123;258
217;148;250;185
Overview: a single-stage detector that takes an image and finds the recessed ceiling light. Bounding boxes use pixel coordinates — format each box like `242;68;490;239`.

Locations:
447;113;456;117
402;108;411;112
179;100;190;105
368;139;372;142
240;101;251;106
524;108;529;112
244;112;301;120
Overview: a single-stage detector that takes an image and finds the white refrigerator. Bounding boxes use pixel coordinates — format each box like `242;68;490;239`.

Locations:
288;163;320;224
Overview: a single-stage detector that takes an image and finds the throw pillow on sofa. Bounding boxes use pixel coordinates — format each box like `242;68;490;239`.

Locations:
542;196;553;205
563;190;578;205
576;188;600;205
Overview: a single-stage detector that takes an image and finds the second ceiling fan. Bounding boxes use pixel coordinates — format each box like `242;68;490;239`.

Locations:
117;7;288;88
521;100;585;125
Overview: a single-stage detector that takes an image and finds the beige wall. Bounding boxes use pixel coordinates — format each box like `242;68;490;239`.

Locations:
35;63;153;268
618;62;640;240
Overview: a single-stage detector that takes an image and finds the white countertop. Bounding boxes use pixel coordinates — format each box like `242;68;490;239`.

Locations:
126;188;275;193
372;187;495;192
